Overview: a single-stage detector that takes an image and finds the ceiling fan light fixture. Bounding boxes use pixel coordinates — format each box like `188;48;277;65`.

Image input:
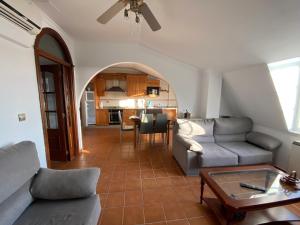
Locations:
124;8;129;18
97;0;161;31
135;13;140;23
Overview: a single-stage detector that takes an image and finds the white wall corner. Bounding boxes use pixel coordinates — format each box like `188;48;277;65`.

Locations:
199;69;223;119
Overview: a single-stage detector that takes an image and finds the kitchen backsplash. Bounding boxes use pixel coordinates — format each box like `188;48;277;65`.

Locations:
99;80;177;108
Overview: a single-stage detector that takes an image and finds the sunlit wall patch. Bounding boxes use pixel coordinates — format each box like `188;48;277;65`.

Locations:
268;58;300;133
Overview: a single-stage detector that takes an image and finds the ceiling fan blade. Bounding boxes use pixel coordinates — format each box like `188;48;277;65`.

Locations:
97;0;128;24
139;3;161;31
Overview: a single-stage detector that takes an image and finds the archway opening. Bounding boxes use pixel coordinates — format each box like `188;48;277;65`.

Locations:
78;62;178;149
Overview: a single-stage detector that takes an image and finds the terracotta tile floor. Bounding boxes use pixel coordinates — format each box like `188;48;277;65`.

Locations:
49;127;300;225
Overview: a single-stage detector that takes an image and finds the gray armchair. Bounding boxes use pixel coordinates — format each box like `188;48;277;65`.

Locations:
0;141;101;225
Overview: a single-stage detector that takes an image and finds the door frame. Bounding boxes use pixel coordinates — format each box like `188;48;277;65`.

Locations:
34;27;79;165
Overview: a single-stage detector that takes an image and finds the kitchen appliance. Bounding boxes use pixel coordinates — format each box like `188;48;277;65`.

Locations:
106;80;125;92
147;87;160;97
109;109;123;125
85;91;96;125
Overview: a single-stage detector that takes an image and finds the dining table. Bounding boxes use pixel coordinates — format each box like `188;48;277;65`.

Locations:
129;115;173;147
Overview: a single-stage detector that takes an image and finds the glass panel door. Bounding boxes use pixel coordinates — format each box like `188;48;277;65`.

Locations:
42;71;59;129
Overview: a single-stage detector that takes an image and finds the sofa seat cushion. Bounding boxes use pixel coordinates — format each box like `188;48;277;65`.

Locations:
199;143;238;167
13;195;100;225
217;142;273;165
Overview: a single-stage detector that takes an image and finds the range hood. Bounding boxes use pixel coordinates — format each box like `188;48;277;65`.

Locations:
105;80;125;92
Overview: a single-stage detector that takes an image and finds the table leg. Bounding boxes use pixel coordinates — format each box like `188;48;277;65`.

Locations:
167;123;170;145
200;178;205;204
134;124;137;148
225;210;235;225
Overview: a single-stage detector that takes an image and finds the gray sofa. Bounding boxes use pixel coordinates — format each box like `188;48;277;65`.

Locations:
173;117;281;176
0;141;101;225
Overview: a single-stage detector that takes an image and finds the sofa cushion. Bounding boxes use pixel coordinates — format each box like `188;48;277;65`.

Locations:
214;117;253;135
214;133;246;142
0;180;34;225
176;119;215;140
217;142;273;165
246;132;281;150
31;168;100;200
198;143;238;167
0;141;40;204
13;195;101;225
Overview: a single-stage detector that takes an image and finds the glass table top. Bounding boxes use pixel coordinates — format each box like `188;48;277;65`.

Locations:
209;169;298;200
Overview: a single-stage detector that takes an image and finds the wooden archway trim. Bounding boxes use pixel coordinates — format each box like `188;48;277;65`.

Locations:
34;27;73;65
34;27;79;165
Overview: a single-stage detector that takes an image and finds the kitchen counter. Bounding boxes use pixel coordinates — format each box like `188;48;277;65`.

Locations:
97;106;177;110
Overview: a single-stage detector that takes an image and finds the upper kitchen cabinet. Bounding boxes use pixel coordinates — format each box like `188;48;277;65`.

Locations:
147;79;160;87
95;76;106;97
127;75;147;97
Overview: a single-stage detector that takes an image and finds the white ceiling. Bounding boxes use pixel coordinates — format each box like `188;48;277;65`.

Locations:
34;0;300;71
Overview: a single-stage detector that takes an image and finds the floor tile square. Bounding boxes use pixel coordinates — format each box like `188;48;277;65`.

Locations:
123;206;144;225
144;204;165;223
106;192;125;207
100;207;124;225
125;190;143;206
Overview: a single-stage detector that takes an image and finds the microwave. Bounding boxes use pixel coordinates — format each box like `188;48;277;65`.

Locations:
147;87;160;96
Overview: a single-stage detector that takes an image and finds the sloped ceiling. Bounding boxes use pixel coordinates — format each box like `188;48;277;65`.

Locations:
220;64;287;131
33;0;300;71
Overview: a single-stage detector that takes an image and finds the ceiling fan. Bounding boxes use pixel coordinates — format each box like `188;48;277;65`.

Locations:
97;0;161;31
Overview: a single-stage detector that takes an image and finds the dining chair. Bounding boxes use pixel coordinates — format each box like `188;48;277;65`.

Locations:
136;109;145;117
118;110;134;143
138;113;154;145
153;113;168;144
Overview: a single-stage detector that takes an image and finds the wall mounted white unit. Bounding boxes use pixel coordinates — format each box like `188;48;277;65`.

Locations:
288;141;300;173
0;0;41;35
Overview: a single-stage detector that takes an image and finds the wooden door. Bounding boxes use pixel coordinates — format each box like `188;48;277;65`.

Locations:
41;65;69;161
62;66;76;160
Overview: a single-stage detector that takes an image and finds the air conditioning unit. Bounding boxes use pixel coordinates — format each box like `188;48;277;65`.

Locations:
0;0;41;35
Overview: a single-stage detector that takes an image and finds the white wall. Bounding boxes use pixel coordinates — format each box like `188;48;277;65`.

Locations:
74;42;202;115
220;64;300;169
0;1;76;167
74;42;203;149
200;70;222;118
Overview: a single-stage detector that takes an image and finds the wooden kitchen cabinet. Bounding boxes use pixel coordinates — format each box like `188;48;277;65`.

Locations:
147;79;160;87
95;77;106;97
127;75;147;97
123;109;137;126
96;109;109;126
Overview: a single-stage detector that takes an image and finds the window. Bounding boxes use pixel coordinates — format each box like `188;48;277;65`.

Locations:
268;58;300;133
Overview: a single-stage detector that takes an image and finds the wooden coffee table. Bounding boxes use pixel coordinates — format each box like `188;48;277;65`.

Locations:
200;165;300;225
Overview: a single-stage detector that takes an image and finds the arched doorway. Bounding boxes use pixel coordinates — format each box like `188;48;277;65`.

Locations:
78;63;178;148
34;28;79;164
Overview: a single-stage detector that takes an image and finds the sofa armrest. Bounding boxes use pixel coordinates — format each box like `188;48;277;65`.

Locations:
246;132;281;151
31;168;100;200
175;134;203;154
